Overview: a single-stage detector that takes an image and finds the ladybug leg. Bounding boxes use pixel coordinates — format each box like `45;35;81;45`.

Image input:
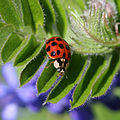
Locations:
43;56;47;59
115;23;120;36
45;61;54;68
57;73;59;77
57;71;64;77
57;73;63;78
57;73;62;77
43;55;50;59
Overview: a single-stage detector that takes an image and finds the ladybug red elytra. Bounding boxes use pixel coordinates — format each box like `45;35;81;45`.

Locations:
45;37;71;76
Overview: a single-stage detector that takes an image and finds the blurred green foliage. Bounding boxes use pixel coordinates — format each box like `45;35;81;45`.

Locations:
93;103;120;120
18;108;70;120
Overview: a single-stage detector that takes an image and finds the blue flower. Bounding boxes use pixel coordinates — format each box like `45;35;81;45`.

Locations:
0;62;48;120
70;106;94;120
1;103;18;120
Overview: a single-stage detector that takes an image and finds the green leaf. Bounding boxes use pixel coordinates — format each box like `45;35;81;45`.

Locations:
86;9;116;44
28;0;44;31
37;59;57;94
20;44;46;86
0;25;15;49
36;25;46;40
40;0;56;33
92;51;120;97
21;0;35;31
0;24;15;39
1;33;23;63
47;52;88;103
64;0;84;14
75;0;85;11
0;22;6;28
69;8;120;54
52;0;68;37
0;24;15;64
11;0;23;22
0;0;23;28
71;55;112;109
14;35;39;66
115;0;120;17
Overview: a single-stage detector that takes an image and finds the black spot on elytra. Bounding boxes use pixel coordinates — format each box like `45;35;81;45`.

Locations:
46;40;51;44
46;38;55;44
66;45;69;50
56;37;62;41
51;51;56;56
46;46;50;52
63;53;66;58
59;44;64;49
57;50;60;55
51;38;55;41
68;53;71;58
51;42;57;46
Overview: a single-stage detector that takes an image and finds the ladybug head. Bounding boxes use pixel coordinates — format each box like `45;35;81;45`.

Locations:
57;67;65;76
53;58;69;76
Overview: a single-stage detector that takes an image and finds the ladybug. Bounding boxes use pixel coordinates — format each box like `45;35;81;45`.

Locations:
45;37;71;76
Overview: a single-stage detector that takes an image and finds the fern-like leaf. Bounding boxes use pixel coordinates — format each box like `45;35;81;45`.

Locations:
69;8;120;54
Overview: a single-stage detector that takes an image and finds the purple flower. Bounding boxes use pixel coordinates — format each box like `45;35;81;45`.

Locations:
2;63;19;88
1;103;18;120
70;106;94;120
0;62;47;120
47;94;71;114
